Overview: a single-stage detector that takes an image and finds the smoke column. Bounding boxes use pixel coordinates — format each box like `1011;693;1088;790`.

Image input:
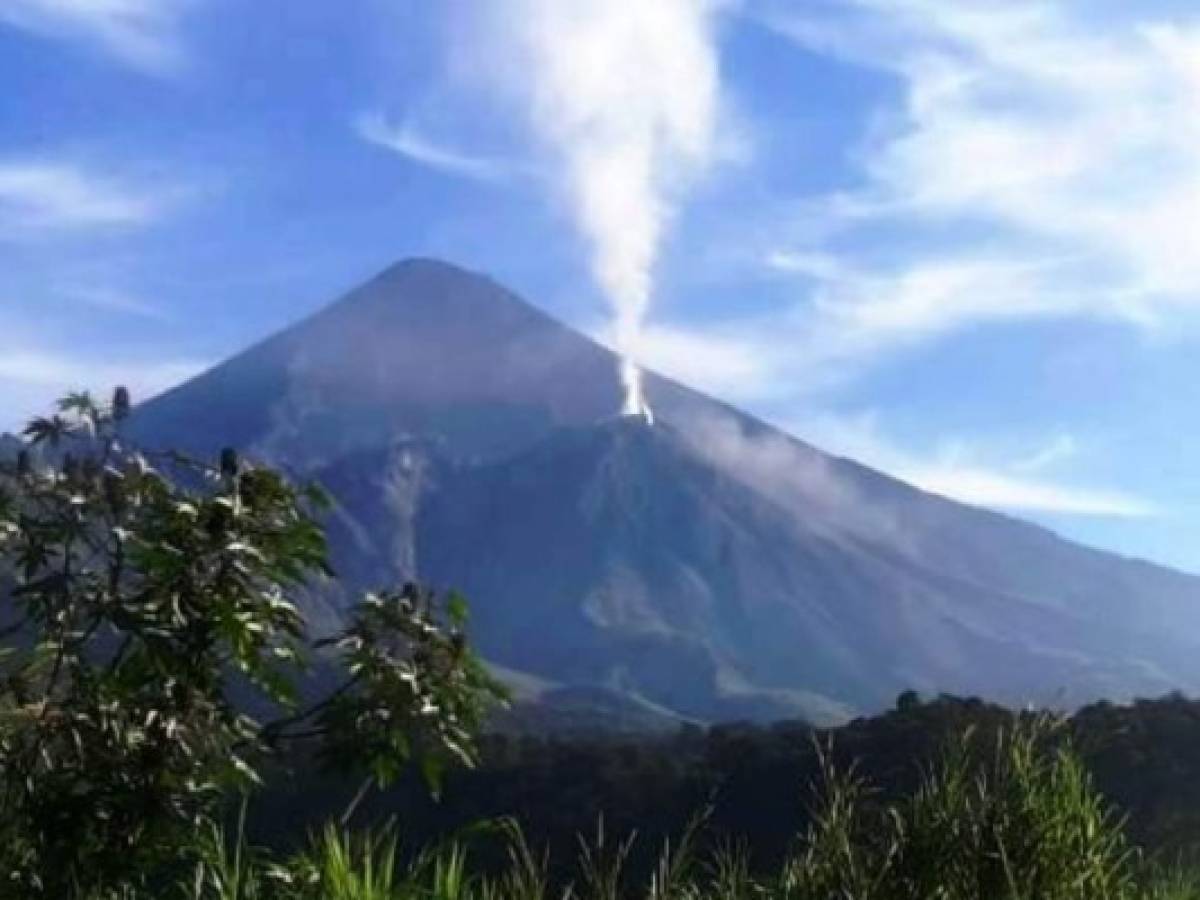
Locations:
469;0;724;421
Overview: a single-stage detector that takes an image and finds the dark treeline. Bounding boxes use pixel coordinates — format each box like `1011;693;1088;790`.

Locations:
251;691;1200;879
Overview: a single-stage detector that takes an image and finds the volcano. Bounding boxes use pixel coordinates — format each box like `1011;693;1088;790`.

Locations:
129;258;1200;724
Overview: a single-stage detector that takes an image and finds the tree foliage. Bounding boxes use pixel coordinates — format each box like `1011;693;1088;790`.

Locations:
0;390;502;896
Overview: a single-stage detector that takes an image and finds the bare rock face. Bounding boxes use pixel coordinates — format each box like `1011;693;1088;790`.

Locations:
131;258;1200;724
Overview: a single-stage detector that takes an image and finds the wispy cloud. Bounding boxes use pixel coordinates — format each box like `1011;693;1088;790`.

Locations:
911;467;1152;519
756;1;1200;356
1012;433;1078;474
619;0;1200;472
592;318;777;402
0;350;202;391
58;284;167;320
0;161;172;234
355;113;518;184
794;411;1155;519
0;0;195;72
601;313;1149;518
0;349;206;432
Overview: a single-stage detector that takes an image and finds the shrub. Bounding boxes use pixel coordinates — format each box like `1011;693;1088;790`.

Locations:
0;390;503;896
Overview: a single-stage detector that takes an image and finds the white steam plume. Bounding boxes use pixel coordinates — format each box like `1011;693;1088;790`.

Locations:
467;0;726;421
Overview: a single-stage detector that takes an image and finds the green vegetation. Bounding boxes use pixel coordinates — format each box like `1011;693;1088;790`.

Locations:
183;721;1200;898
0;391;502;897
2;392;1200;898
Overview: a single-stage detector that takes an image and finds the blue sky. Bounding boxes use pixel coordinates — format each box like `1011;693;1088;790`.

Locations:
4;1;1200;570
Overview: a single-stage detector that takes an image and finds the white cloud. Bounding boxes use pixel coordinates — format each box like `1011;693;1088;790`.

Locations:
0;162;169;233
0;350;203;393
599;253;1074;403
0;0;194;72
592;318;776;401
619;2;1200;425
1012;433;1077;473
59;284;167;320
355;113;517;184
604;250;1124;409
793;411;1154;518
0;349;206;432
756;0;1200;352
669;408;1149;567
911;467;1152;518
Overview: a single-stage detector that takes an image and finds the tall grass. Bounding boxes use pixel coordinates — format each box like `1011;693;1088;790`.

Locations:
783;720;1139;899
180;720;1200;900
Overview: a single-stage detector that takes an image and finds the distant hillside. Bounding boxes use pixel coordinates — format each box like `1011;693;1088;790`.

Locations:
130;258;1200;723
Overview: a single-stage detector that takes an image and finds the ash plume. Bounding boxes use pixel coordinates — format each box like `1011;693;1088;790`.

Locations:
465;0;727;420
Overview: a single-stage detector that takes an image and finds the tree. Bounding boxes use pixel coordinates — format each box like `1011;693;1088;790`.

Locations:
0;390;503;897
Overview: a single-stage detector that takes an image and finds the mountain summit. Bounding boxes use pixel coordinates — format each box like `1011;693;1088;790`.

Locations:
135;259;629;467
133;259;1200;723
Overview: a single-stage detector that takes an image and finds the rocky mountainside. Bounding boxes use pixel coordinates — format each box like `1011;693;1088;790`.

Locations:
128;258;1200;723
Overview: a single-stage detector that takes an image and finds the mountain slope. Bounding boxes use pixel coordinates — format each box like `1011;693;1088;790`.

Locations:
131;258;1200;723
132;259;628;467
